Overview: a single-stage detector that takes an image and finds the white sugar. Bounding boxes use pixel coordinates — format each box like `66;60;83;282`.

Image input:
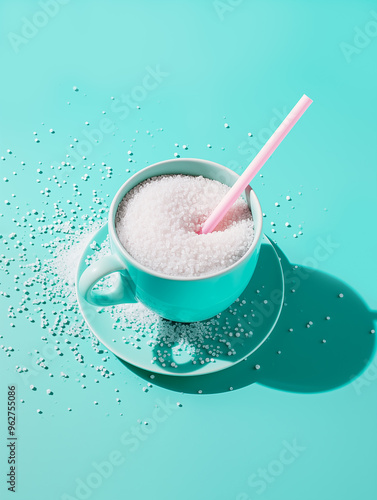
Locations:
115;175;254;277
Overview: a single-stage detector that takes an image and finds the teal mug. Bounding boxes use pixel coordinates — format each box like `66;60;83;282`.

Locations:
78;158;263;322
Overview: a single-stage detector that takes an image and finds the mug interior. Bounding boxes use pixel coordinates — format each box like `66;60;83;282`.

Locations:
109;158;263;281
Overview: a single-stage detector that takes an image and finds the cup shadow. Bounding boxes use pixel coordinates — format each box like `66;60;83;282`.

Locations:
120;241;376;394
133;238;284;376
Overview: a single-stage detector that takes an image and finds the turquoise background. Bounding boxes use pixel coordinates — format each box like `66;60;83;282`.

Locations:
1;1;377;499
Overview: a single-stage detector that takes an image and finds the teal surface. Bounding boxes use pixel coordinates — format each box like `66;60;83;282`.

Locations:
1;1;377;500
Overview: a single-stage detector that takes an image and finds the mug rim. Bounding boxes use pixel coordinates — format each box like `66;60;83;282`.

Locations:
108;158;263;282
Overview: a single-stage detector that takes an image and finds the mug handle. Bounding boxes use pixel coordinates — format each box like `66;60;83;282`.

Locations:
78;254;137;306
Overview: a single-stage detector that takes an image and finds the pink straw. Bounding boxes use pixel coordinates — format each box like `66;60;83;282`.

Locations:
200;94;313;234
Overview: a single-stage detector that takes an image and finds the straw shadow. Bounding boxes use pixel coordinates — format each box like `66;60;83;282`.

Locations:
120;242;376;394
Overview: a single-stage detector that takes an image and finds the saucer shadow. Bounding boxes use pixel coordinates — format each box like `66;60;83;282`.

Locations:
120;242;376;394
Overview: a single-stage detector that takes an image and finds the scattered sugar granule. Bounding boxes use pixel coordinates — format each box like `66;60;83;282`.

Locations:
115;175;254;277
